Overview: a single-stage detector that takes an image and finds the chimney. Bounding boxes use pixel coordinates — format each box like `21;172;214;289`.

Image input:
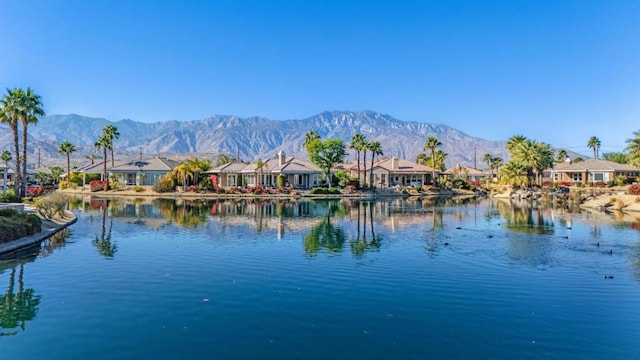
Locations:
391;156;398;170
277;151;286;166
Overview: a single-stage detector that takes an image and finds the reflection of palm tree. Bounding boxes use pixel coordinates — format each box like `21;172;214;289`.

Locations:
350;201;381;257
0;264;41;336
93;204;117;258
304;203;346;255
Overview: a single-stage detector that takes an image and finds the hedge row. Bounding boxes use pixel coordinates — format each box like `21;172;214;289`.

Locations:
0;210;42;243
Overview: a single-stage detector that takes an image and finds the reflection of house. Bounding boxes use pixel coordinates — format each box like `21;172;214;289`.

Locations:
109;157;180;186
348;156;439;187
550;159;640;184
443;165;486;182
206;151;322;189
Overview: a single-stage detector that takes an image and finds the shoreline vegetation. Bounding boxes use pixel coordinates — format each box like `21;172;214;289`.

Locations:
0;206;76;255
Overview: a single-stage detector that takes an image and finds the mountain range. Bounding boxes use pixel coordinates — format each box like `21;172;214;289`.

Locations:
0;110;510;169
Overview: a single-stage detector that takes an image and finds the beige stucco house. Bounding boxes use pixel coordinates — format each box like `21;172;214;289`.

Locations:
348;156;439;187
550;159;640;184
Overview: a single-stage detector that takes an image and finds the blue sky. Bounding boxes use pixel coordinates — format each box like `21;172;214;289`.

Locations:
1;0;638;156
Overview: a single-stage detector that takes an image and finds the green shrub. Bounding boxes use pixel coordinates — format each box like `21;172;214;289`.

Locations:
615;175;628;187
310;187;341;195
277;174;286;187
133;185;145;193
0;212;42;243
0;208;20;217
0;190;22;203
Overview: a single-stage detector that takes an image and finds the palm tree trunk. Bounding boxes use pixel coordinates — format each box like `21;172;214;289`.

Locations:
356;151;361;184
21;122;28;197
12;125;20;196
370;154;375;186
103;148;108;191
66;154;71;181
431;150;436;186
111;145;115;166
362;152;367;186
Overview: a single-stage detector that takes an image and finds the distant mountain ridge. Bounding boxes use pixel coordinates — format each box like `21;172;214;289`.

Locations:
0;110;509;169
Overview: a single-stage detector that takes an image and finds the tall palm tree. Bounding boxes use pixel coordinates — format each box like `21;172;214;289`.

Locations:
349;133;366;184
483;153;493;178
95;134;110;191
368;141;383;186
103;125;120;166
20;88;44;196
490;156;504;182
58;141;76;181
303;129;320;150
626;131;640;167
587;136;601;160
1;150;10;194
424;136;442;186
0;88;25;195
361;141;370;184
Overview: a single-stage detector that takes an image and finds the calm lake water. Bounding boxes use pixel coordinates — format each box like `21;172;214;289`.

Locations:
1;196;640;359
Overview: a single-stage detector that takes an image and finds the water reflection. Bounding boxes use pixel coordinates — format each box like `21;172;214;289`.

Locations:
93;201;117;258
0;263;41;336
40;228;71;258
497;200;555;235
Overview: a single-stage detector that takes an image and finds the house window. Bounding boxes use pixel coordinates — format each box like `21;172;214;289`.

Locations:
381;174;386;184
593;173;604;181
572;173;582;182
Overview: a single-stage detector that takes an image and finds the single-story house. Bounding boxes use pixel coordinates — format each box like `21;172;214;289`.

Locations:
109;157;181;186
206;151;322;189
348;156;439;187
443;165;486;182
550;159;640;184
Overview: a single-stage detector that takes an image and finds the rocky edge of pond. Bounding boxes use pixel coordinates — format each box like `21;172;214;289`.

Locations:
0;208;77;255
492;186;640;213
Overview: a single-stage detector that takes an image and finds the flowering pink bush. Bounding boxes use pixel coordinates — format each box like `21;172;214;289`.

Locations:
90;180;107;192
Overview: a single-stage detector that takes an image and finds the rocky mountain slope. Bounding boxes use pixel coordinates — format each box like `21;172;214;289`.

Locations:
0;110;509;168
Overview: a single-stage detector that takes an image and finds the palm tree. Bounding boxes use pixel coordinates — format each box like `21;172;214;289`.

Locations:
483;153;493;178
1;150;10;194
368;141;383;186
95;134;110;191
626;131;640;167
1;88;25;195
58;141;76;181
361;141;370;184
85;152;98;165
103;125;120;166
506;135;527;152
20;88;44;196
214;153;236;167
500;161;529;188
185;158;211;187
433;149;448;171
349;133;366;184
555;149;568;163
490;156;504;182
587;136;601;160
424;136;442;186
303;129;320;150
